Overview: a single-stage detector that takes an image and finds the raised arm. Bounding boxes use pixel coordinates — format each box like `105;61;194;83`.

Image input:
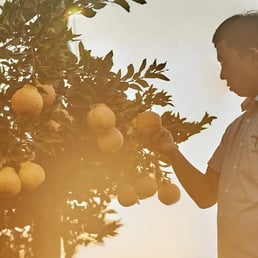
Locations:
145;127;220;208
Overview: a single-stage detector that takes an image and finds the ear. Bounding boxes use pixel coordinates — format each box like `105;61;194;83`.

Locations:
248;47;258;64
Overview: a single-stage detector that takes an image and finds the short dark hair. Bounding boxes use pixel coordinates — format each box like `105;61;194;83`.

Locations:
212;11;258;53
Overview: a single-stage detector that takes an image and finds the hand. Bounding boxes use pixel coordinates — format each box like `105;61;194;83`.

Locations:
137;127;178;156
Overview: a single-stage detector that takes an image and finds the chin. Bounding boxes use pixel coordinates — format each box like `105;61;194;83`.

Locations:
229;88;239;95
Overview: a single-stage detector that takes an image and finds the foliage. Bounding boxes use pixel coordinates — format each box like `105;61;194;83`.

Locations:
0;0;216;257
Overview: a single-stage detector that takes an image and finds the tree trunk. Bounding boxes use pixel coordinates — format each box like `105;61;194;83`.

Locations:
31;152;64;258
32;207;61;258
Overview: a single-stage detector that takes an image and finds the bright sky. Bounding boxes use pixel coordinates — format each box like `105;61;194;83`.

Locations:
69;1;258;258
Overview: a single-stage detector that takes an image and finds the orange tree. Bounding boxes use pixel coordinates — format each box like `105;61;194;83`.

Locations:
0;0;216;257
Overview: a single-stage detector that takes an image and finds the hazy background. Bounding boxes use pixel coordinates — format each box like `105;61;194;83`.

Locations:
1;0;256;257
68;1;258;258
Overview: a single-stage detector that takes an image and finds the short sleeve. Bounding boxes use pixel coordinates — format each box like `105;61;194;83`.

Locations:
207;130;228;173
207;113;245;173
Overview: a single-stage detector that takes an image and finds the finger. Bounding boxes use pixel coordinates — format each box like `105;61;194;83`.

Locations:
152;127;170;143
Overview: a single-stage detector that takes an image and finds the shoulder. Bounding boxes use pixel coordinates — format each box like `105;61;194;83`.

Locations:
224;112;245;134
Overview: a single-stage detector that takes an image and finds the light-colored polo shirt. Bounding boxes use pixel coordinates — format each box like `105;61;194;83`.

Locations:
208;99;258;258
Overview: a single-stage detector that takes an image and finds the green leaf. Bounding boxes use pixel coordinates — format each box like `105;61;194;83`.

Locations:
103;50;113;63
132;0;147;4
155;73;170;81
133;71;140;80
122;64;134;80
145;72;170;81
82;7;97;18
156;62;167;71
101;50;113;71
93;2;107;9
152;91;172;106
135;91;142;103
149;59;157;70
138;58;146;73
136;78;149;88
129;83;142;91
113;0;130;12
78;41;85;59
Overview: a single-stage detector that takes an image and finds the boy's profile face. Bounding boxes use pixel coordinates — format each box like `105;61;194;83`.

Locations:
216;40;258;97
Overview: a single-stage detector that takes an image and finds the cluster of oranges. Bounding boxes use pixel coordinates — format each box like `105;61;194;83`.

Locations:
86;103;124;152
86;105;181;206
117;179;181;207
0;162;45;198
117;110;181;207
10;80;74;131
0;80;56;199
11;79;56;120
9;83;181;206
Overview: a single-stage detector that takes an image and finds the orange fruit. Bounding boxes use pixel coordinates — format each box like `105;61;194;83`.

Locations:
158;182;181;205
35;79;56;108
133;175;158;199
11;84;44;119
87;103;116;133
18;161;45;190
0;167;22;198
133;111;162;136
117;183;138;207
96;127;124;152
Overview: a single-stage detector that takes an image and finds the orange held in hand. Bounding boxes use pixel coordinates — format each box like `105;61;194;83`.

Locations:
11;84;44;119
0;167;22;198
158;181;181;205
133;110;162;136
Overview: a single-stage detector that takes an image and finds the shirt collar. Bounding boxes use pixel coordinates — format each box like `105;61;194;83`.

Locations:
241;96;258;112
